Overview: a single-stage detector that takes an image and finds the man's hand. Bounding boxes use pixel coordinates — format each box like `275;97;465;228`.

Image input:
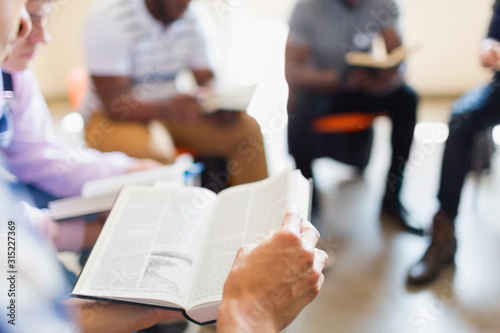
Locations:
164;94;202;124
480;38;500;69
217;207;329;332
349;67;399;95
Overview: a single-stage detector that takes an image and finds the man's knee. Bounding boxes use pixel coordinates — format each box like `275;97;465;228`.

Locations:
448;90;489;136
233;114;265;148
448;112;476;137
397;84;419;109
240;113;262;137
233;114;266;159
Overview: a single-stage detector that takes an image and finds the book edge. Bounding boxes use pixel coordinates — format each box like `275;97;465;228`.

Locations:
69;293;217;326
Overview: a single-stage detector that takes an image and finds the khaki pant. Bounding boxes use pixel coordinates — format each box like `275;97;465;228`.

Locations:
85;112;268;186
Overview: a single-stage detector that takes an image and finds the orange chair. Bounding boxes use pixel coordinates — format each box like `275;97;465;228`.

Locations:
312;111;385;134
66;66;89;110
309;111;386;170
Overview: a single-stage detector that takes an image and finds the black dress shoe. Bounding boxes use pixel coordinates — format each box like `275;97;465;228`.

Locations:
407;211;457;286
381;191;424;236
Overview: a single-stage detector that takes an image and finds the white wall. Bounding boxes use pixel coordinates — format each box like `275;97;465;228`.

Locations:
31;0;94;100
402;0;495;96
33;0;496;100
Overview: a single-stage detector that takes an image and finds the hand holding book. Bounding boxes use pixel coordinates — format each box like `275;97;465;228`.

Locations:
71;167;318;325
344;45;416;94
345;45;409;70
348;65;400;94
68;207;328;333
218;208;328;332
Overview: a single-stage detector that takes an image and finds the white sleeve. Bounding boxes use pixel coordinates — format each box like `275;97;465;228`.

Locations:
83;8;132;76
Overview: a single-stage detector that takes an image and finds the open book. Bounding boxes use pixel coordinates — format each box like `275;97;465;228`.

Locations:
175;70;257;114
199;84;257;114
71;167;311;325
345;45;409;70
48;164;187;221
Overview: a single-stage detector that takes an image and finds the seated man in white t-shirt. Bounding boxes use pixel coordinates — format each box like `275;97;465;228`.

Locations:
81;0;268;187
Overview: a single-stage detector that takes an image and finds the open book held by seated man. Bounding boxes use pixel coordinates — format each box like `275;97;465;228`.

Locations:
285;0;422;234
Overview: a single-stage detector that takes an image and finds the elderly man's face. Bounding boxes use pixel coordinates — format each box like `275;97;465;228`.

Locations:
0;0;30;62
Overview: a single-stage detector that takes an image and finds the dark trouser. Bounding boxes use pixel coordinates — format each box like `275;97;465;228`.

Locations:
288;84;418;196
438;74;500;220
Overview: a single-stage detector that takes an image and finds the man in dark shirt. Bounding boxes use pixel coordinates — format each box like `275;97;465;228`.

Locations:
407;0;500;285
285;0;421;234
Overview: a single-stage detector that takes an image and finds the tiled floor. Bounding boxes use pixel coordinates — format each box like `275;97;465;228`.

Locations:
51;97;500;333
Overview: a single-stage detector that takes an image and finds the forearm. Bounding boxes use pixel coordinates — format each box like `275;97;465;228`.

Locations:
8;147;132;197
217;298;278;333
95;71;208;122
285;40;346;93
285;65;345;93
65;299;182;333
103;91;172;121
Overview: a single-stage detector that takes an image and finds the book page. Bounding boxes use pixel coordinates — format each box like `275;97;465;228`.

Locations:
345;45;412;69
200;84;257;114
74;186;216;309
188;168;307;309
290;170;312;221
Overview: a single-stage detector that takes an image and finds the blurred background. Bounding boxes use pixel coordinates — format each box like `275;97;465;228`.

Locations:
34;0;500;166
34;0;496;99
35;0;500;174
38;0;500;332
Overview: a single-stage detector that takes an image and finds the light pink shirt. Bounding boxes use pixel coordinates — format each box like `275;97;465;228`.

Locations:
1;69;134;251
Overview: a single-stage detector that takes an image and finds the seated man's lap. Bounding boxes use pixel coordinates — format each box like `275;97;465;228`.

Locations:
296;86;416;120
85;111;262;161
163;112;262;157
85;112;175;164
450;81;500;134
